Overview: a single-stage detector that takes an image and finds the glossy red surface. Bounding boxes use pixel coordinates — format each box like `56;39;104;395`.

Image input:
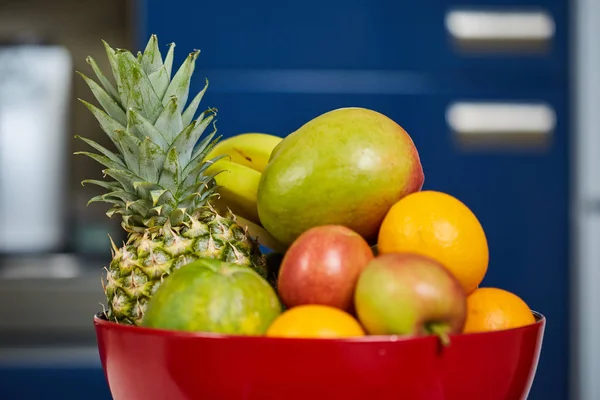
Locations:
95;312;545;400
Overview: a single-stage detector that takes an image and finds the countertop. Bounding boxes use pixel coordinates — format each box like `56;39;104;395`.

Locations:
0;253;107;350
0;253;112;399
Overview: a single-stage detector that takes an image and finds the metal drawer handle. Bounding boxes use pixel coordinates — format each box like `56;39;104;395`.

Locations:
447;102;556;135
446;102;555;149
445;10;555;51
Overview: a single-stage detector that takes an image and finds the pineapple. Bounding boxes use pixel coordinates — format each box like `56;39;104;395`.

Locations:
76;35;267;326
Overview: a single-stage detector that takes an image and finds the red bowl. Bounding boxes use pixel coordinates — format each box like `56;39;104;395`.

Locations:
94;311;545;400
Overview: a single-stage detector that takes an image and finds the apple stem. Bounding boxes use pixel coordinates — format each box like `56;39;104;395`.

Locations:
425;323;451;347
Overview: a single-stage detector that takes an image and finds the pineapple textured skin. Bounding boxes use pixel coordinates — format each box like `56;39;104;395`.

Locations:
77;35;267;325
104;210;266;325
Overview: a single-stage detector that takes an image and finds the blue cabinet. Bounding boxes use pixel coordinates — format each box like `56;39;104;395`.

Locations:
0;366;111;400
141;0;566;72
141;1;570;399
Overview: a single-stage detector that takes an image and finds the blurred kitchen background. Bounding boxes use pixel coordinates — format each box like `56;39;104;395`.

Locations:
0;0;596;398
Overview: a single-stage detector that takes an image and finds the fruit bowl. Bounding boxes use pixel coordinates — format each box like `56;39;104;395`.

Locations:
94;311;545;400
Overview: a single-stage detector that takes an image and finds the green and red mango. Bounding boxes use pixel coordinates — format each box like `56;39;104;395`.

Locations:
257;107;424;247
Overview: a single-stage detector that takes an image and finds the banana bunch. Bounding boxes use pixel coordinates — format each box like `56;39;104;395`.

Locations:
204;133;286;253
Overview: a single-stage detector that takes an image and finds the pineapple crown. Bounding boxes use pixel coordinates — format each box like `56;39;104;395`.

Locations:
76;35;224;233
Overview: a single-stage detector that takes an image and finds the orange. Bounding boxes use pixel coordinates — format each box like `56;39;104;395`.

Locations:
463;287;536;333
265;305;366;339
377;190;488;294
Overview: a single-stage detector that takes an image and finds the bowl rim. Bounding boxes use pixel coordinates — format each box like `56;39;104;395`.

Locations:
93;310;545;344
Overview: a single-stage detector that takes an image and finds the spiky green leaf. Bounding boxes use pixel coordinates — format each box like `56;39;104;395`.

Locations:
101;40;124;105
168;123;196;168
88;195;125;208
79;100;126;153
169;207;186;226
77;72;127;126
125;108;140;139
115;129;142;175
116;50;162;123
78;36;234;230
151;201;174;217
142;215;168;228
154;96;183;143
189;120;219;165
183;131;222;177
177;192;204;210
125;199;152;217
141;34;163;75
123;214;146;229
163;50;199;112
172;112;214;167
127;109;169;149
158;147;180;191
74;151;125;171
81;179;122;192
154;189;176;206
138;136;165;182
149;189;167;206
132;181;163;202
103;169;140;192
179;176;215;199
164;43;175;80
149;204;164;216
75;135;125;167
98;191;138;203
148;65;170;100
85;55;119;102
106;207;126;219
180;155;226;194
182;153;227;192
182;78;209;127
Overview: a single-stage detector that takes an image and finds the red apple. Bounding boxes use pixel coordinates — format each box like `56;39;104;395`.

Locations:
354;252;467;343
277;225;374;311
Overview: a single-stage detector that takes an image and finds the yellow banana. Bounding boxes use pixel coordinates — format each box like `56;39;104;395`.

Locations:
204;161;286;252
206;159;262;225
203;133;285;243
234;215;288;254
204;133;282;173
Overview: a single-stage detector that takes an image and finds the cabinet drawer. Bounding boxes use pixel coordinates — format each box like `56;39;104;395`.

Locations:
144;0;566;72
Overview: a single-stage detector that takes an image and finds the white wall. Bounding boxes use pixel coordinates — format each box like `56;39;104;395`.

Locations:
573;0;600;398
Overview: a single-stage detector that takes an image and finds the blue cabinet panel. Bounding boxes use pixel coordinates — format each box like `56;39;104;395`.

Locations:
143;0;567;73
0;367;112;400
